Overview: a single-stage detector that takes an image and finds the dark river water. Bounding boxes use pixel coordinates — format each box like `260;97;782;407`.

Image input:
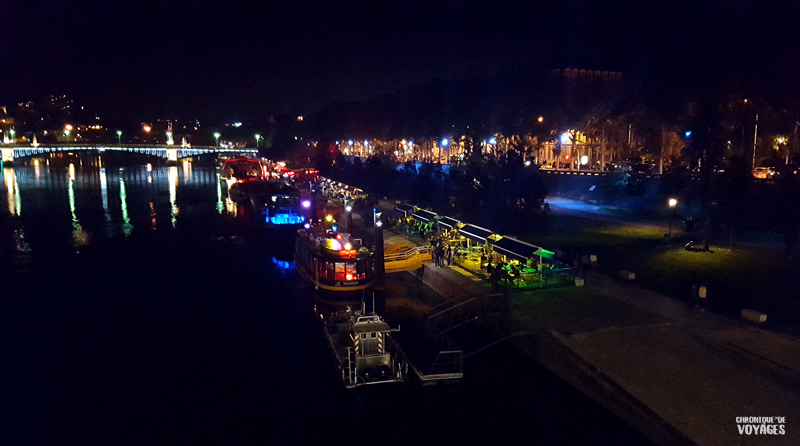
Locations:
0;156;651;445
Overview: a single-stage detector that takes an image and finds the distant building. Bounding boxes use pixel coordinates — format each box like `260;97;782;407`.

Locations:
550;68;623;82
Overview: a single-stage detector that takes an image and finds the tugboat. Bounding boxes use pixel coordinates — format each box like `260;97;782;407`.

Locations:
315;303;407;388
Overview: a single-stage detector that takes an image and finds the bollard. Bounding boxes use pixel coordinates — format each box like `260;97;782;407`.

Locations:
741;309;767;323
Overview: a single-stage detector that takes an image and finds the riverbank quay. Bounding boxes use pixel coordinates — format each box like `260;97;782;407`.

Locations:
380;226;800;446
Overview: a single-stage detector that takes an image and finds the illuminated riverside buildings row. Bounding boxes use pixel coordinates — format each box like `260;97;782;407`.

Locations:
335;123;638;170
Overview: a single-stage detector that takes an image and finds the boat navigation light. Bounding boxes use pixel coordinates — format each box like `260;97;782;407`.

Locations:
332;225;338;232
326;214;333;222
344;243;352;250
302;200;311;208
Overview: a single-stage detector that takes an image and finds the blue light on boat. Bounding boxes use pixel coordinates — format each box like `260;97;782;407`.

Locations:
268;214;305;225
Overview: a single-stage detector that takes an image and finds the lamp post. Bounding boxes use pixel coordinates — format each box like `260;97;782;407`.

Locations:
9;129;15;143
214;132;221;147
344;198;353;233
373;207;385;292
668;198;678;240
116;130;122;145
255;134;261;148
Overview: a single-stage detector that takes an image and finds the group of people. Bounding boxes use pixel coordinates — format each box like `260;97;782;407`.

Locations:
430;236;456;267
391;218;435;241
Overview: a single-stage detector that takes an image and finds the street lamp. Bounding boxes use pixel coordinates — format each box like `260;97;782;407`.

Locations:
668;198;678;240
9;129;15;142
214;132;221;146
116;130;122;144
344;198;353;233
255;134;261;148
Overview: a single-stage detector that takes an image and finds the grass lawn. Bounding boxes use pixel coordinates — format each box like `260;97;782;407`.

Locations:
522;214;800;333
510;287;668;335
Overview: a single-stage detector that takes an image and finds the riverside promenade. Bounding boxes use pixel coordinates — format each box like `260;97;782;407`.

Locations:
384;224;800;446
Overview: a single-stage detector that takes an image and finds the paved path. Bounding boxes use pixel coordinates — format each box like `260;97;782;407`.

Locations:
566;271;800;445
546;197;673;233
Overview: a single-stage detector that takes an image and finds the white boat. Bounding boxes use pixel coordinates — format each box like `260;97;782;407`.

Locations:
315;304;407;388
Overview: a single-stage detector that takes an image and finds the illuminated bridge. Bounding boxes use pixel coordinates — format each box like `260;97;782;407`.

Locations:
1;144;259;165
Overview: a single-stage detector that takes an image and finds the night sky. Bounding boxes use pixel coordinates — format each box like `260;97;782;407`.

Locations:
2;1;799;123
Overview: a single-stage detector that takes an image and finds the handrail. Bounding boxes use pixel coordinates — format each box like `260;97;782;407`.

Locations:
384;246;431;263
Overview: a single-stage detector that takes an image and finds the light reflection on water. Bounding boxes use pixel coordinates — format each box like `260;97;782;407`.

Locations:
3;167;22;216
2;159;222;251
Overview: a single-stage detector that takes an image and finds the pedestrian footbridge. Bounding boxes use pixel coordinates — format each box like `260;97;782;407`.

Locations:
384;242;432;273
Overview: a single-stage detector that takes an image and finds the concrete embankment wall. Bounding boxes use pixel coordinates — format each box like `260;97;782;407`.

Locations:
512;332;696;446
407;263;695;446
406;264;481;300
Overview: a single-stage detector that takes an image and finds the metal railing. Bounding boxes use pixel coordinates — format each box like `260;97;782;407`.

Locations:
425;293;508;337
384;246;432;264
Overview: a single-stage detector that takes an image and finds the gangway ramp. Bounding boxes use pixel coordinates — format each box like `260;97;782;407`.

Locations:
384;246;432;273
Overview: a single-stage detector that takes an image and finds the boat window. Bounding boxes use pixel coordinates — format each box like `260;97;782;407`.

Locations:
360;333;367;340
325;261;335;280
334;262;346;281
345;263;356;280
370;332;377;339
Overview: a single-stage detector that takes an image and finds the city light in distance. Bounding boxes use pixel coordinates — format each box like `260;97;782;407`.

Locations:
538;116;544;123
440;138;449;147
669;198;678;207
143;125;151;133
65;124;73;131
